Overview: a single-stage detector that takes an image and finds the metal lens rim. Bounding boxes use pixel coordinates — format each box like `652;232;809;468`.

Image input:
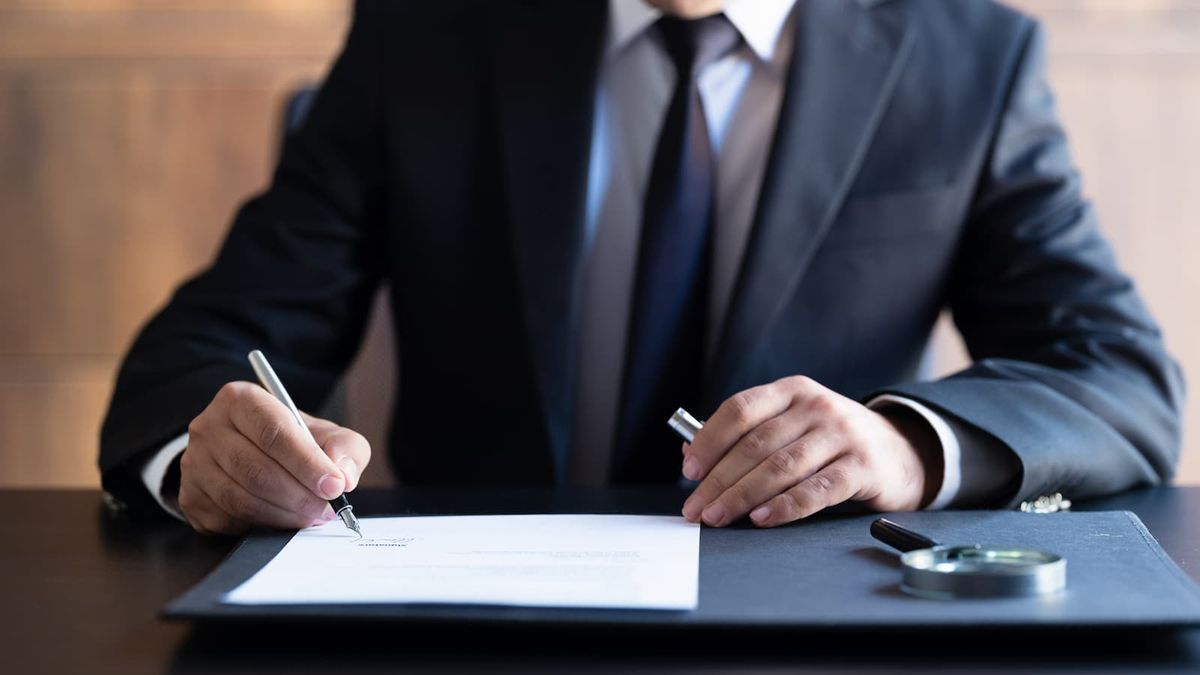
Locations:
903;545;1063;574
899;545;1067;599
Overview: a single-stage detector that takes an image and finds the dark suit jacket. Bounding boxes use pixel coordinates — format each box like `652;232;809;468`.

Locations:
100;0;1184;516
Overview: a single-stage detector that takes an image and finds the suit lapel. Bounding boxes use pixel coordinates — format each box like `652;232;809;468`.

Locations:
707;0;915;406
492;0;606;478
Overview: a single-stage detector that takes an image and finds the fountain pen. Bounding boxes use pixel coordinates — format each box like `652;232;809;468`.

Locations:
248;349;362;536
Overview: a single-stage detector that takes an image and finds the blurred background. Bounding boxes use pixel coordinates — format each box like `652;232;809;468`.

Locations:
1;0;1198;490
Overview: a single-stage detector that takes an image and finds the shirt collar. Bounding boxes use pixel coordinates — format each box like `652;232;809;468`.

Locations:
606;0;797;64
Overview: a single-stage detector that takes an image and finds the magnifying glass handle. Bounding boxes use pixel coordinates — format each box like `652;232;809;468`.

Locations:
871;518;940;553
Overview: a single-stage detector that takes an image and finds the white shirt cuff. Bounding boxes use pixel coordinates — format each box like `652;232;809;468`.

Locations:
866;394;962;511
139;432;190;522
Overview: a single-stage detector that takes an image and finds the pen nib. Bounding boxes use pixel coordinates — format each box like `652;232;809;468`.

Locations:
339;507;363;538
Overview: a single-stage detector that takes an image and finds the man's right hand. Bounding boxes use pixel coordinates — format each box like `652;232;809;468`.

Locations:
177;381;371;536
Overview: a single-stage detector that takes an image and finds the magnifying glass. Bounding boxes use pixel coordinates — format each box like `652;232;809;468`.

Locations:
870;518;1067;600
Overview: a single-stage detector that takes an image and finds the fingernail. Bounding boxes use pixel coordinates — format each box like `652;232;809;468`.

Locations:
682;496;701;521
750;506;771;524
701;503;727;527
337;457;359;490
318;473;343;499
682;456;700;480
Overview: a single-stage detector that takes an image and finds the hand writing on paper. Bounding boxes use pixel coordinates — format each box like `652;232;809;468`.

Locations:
680;376;941;528
178;382;371;535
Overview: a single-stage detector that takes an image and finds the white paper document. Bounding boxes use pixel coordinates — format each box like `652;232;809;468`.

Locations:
225;514;700;610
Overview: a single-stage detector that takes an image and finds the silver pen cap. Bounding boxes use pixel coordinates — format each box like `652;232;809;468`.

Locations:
668;408;704;444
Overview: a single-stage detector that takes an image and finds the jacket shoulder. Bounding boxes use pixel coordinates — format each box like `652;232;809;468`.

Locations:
881;0;1040;96
887;0;1036;53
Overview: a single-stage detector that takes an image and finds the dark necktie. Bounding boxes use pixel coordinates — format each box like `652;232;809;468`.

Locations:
613;14;741;482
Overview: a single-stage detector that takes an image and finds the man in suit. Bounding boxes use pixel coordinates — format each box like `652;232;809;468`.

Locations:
100;0;1184;535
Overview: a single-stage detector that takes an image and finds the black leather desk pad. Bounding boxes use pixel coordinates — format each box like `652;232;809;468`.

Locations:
165;510;1200;629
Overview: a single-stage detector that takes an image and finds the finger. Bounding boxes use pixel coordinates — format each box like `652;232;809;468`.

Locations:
299;411;339;435
681;408;811;521
179;469;243;536
308;424;371;493
750;455;863;527
698;431;839;527
205;425;333;520
684;377;815;481
176;462;212;535
177;481;225;536
196;449;327;531
178;448;231;535
219;382;345;500
296;412;370;491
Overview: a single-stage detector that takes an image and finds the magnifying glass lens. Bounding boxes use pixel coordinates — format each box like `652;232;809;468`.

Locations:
901;546;1066;598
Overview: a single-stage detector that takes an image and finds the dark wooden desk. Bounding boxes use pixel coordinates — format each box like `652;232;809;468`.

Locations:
4;486;1199;674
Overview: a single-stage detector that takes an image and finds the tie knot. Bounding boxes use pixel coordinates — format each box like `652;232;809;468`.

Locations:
656;13;741;78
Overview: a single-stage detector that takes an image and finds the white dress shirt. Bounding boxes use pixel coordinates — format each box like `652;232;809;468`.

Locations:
142;0;962;520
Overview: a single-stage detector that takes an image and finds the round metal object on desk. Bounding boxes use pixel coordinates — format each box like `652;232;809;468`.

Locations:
899;544;1066;600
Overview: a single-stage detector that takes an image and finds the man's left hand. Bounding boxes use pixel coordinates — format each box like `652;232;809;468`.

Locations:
681;376;941;528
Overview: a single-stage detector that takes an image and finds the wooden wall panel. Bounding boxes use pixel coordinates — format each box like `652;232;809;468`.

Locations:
0;0;353;487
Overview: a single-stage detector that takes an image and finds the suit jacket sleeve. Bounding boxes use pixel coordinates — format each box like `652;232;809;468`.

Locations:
877;22;1185;507
99;0;387;515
